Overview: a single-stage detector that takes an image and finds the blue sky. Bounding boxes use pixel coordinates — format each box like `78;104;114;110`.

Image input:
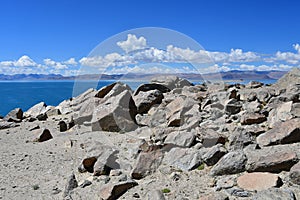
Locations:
0;0;300;75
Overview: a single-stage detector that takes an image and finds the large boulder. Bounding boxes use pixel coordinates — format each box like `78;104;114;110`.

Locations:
257;118;300;146
4;108;23;122
91;89;137;132
246;146;298;173
24;102;47;118
78;142;119;175
134;83;170;95
133;89;163;114
131;146;164;179
163;147;202;171
210;151;247;176
273;67;300;90
164;130;196;147
150;76;192;90
99;180;138;200
268;101;293;128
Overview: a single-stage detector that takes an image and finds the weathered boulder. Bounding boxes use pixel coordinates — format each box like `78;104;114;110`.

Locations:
99;180;138;200
91;90;137;132
210;151;247;176
164;130;196;147
73;98;101;125
224;99;242;115
246;146;298;173
197;128;226;148
78;142;119;175
45;106;61;117
163;147;202;171
4;108;23;122
252;188;296;200
133;89;163;114
228;128;254;151
241;112;266;125
34;129;53;142
151;76;192;90
273;67;300;90
0;120;19;129
25;102;47;117
237;172;282;191
290;162;300;185
268;101;293;128
134;83;170;95
202;144;227;166
131;146;164;179
165;96;200;127
257;118;300;146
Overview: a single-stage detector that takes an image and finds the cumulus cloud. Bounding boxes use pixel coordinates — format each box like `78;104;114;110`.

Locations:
117;34;147;53
0;55;39;67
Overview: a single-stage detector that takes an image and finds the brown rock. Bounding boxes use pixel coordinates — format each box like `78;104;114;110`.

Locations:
241;112;266;125
99;180;137;200
237;172;282;191
257;118;300;146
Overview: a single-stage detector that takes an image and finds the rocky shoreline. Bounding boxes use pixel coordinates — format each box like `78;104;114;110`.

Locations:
0;68;300;200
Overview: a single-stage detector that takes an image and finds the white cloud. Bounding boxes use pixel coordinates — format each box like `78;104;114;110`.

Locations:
63;58;77;65
117;34;147;53
0;55;39;67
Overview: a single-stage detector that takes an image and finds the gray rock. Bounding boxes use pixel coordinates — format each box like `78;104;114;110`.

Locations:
163;147;202;171
147;190;166;200
164;130;195;147
202;144;227;166
134;83;170;95
4;108;23;122
63;173;78;198
228;129;254;151
252;188;296;200
197;128;226;148
257;118;300;146
131;147;164;179
246;146;298;173
79;142;119;176
273;67;300;90
290;162;300;185
36;113;47;121
133;89;163;114
91;89;137;132
224;99;242;115
0;120;19;129
45;106;61;117
25;102;47;117
268;101;293;128
210;151;247;176
99;180;138;200
151;75;192;90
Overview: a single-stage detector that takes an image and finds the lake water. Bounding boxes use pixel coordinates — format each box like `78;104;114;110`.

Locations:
0;79;277;116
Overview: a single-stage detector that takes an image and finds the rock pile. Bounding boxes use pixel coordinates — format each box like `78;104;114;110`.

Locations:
1;68;300;199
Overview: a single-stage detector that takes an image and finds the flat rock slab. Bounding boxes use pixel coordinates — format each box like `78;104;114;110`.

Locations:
257;118;300;146
241;112;266;125
99;180;137;200
290;162;300;185
237;172;281;191
246;147;298;173
252;188;296;200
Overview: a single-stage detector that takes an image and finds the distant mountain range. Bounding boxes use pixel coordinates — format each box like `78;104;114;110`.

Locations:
0;70;288;81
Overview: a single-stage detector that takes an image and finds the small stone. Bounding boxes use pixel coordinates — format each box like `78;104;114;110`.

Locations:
79;180;92;188
58;121;68;132
237;172;282;191
241;112;266;125
252;188;296;200
147;190;166;200
133;193;140;198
